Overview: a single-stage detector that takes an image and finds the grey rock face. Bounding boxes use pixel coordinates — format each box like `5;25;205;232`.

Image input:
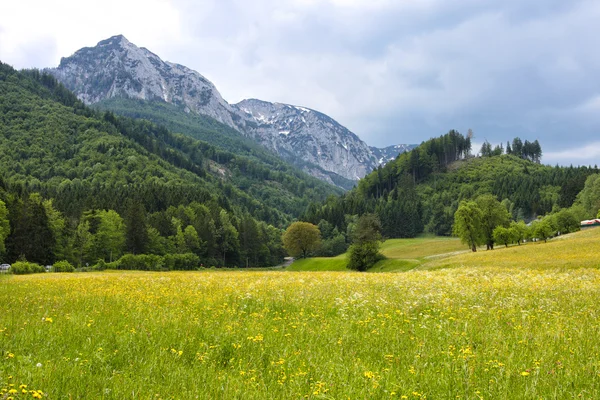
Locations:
370;144;417;166
49;35;413;183
236;99;381;180
48;35;240;128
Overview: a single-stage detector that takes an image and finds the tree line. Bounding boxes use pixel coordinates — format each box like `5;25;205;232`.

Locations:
303;130;598;246
0;62;340;229
454;173;600;251
480;137;542;163
0;188;285;269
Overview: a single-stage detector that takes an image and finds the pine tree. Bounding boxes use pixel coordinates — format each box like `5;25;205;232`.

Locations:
125;200;149;255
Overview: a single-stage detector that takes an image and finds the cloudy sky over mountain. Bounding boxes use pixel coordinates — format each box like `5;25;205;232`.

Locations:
1;0;599;165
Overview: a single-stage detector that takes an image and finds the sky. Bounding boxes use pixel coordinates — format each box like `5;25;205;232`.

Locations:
1;0;599;166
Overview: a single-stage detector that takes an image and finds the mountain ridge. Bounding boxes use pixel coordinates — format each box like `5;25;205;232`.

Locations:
47;34;415;183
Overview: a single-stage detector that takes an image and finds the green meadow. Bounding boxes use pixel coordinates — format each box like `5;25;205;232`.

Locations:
1;229;600;399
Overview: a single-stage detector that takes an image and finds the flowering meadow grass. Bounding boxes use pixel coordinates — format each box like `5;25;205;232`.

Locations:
2;230;600;399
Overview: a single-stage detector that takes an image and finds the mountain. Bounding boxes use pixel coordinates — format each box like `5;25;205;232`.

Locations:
49;35;240;128
370;144;416;165
47;35;412;184
236;99;379;180
93;97;357;190
0;61;341;227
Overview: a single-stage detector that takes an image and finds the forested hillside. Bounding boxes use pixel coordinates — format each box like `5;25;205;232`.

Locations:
303;130;598;239
95;97;357;190
0;62;339;223
0;62;340;267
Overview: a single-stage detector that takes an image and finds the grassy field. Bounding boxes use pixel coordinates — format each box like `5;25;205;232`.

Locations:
423;228;600;271
2;229;600;399
289;235;468;272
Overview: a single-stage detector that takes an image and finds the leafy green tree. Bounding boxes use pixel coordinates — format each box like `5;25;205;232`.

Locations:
476;194;511;250
6;194;55;264
493;226;512;248
347;241;382;272
74;220;94;267
171;217;186;253
347;214;384;271
453;201;484;252
352;213;382;243
318;228;348;257
509;221;528;245
282;221;321;259
42;199;68;261
552;209;580;234
532;219;554;243
480;141;493;157
575;174;600;218
146;227;167;255
95;210;126;262
183;225;201;255
239;215;261;267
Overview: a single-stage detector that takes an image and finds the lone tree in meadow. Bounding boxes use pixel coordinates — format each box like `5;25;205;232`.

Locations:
453;201;485;252
347;213;384;271
282;222;321;258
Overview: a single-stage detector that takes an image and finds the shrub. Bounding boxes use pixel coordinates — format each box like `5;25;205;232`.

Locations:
117;254;165;271
53;260;75;273
105;260;121;270
347;242;385;272
163;253;200;270
93;259;107;271
11;261;45;275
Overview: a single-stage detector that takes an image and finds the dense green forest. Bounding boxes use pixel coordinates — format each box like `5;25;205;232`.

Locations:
96;97;356;190
303;130;599;242
0;61;343;267
0;62;340;223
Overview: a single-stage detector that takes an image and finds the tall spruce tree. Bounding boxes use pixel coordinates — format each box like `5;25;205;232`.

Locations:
125;200;149;255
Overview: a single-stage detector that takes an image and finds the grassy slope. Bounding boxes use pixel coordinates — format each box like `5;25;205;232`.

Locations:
288;235;468;272
421;227;600;271
288;228;600;272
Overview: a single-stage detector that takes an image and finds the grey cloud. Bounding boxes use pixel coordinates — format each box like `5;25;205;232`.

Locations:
2;0;599;166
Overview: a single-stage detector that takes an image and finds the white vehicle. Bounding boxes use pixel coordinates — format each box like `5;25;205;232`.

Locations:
0;264;11;273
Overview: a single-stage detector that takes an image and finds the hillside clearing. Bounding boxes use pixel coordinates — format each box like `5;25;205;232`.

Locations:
289;235;468;272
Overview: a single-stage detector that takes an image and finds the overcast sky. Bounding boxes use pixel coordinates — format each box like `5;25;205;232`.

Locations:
1;0;599;166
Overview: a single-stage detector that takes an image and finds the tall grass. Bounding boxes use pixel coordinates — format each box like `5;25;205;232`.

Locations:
2;263;600;398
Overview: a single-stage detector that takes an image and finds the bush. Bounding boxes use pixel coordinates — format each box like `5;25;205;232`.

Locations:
163;253;200;270
347;242;385;272
117;254;165;271
11;261;45;275
106;260;121;270
92;259;107;271
53;260;74;273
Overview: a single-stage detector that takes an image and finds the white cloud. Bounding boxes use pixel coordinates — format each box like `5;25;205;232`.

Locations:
1;0;599;163
545;142;600;163
0;0;182;69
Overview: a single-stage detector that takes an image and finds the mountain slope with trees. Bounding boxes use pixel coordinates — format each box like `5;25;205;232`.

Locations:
0;62;339;225
0;61;343;268
303;130;598;243
95;97;357;190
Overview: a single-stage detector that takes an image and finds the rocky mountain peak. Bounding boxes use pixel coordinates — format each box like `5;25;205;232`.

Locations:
48;35;415;185
49;35;239;127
